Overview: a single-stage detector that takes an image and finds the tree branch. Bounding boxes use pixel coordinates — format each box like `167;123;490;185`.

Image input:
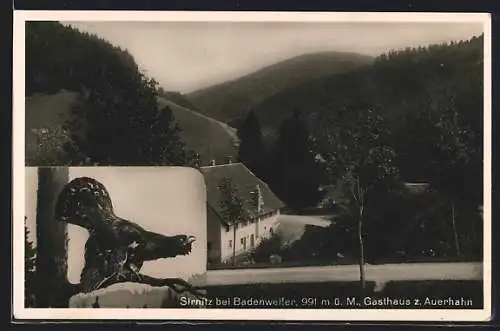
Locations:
133;274;207;298
65;273;206;304
97;272;207;298
356;176;362;202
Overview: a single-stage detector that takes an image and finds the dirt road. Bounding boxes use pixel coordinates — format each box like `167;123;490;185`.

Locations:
200;262;482;287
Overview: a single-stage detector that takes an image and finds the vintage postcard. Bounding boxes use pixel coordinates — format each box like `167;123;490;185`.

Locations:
13;11;491;321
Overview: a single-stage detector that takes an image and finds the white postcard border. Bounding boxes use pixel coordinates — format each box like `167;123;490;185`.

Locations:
12;10;492;322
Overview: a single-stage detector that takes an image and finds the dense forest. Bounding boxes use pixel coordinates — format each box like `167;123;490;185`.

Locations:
248;35;483;195
238;35;484;263
253;36;483;140
25;21;198;166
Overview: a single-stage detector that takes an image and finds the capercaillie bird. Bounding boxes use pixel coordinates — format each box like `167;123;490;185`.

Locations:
55;176;199;294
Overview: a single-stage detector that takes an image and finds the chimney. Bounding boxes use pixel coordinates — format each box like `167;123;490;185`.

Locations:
210;159;216;166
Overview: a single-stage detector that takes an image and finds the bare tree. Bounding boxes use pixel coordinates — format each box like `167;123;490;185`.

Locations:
217;177;246;265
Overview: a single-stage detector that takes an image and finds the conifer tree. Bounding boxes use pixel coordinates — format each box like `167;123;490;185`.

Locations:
237;110;266;175
267;109;326;209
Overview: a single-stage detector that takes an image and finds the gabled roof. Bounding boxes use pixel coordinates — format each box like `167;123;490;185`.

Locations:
200;163;285;224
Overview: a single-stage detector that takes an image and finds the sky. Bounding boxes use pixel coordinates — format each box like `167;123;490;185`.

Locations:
25;167;207;283
62;21;484;94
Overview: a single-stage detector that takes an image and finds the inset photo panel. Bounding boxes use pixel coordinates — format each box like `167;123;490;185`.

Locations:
22;166;207;309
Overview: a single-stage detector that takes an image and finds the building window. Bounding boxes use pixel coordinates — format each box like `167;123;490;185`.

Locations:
228;240;232;248
225;225;230;232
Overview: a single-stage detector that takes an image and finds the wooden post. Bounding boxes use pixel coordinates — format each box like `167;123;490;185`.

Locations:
254;184;263;242
451;199;461;256
232;225;237;266
35;167;70;307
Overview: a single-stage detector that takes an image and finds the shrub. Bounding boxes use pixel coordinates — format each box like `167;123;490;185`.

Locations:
251;234;284;263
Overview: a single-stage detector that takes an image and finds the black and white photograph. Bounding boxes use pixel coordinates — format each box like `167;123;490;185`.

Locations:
24;166;207;308
13;11;491;321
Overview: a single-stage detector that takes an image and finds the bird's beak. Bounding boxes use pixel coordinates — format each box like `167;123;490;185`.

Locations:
187;236;196;244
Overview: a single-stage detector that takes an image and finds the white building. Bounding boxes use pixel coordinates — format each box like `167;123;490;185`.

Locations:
200;163;285;265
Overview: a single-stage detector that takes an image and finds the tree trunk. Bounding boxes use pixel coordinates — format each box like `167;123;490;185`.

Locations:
233;225;237;266
35;167;71;308
358;207;366;290
451;199;461;256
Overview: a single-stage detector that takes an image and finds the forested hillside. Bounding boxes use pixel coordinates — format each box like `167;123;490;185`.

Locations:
187;51;374;127
25;21;197;166
252;35;483;187
254;36;482;133
235;35;484;263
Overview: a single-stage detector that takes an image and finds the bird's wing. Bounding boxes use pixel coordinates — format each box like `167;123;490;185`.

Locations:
79;235;129;293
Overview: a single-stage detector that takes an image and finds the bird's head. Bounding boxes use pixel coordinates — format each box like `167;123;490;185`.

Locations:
140;231;197;260
164;234;196;257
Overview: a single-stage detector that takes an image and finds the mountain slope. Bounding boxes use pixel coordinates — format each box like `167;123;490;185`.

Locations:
25;90;85;165
252;36;483;139
252;35;483;184
25;90;238;167
159;90;202;113
26;21;194;166
157;97;238;165
187;51;374;126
